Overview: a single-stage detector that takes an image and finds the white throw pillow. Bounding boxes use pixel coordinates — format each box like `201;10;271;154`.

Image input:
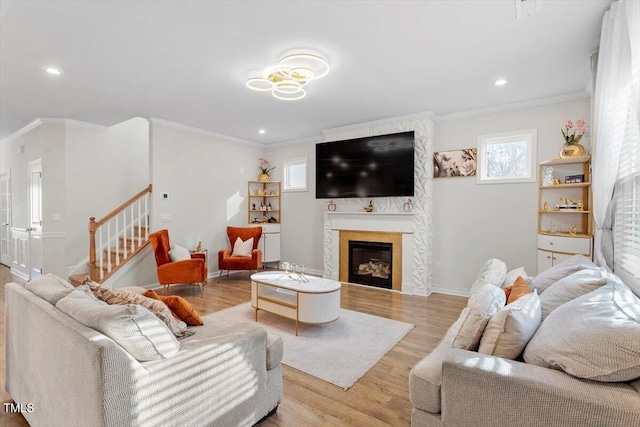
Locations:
523;282;640;382
468;259;507;296
503;267;528;288
57;286;180;361
168;243;191;262
452;284;506;351
479;290;541;359
539;268;609;320
26;273;75;305
232;237;254;257
530;254;598;294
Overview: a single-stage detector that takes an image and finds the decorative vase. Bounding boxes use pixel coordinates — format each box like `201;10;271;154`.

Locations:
258;173;271;182
560;143;585;158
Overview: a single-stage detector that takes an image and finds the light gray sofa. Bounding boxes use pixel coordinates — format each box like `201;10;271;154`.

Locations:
410;261;640;427
5;282;283;427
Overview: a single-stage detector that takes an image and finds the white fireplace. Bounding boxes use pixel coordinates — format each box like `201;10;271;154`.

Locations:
323;212;418;294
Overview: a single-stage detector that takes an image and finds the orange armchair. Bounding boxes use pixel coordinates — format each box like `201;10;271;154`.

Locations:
149;229;207;296
218;226;263;279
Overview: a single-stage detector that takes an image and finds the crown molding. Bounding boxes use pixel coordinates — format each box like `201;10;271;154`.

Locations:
434;91;590;122
1;117;112;143
1;118;43;143
265;134;325;148
322;111;435;136
148;117;261;147
40;118;108;130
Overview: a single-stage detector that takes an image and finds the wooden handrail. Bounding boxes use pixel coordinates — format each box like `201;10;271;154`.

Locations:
94;184;152;227
89;184;152;281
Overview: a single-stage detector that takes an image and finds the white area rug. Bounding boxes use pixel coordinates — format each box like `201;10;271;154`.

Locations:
202;302;414;390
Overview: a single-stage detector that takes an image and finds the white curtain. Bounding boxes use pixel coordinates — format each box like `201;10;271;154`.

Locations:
591;0;638;269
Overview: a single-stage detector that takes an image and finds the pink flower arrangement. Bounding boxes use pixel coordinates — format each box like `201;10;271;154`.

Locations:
259;157;275;174
561;119;587;145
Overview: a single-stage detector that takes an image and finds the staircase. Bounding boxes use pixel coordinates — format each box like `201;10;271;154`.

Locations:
70;185;152;286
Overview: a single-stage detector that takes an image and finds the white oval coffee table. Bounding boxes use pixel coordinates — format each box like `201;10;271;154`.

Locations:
250;271;342;335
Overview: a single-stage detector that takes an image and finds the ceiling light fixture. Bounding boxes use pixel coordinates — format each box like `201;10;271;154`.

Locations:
246;51;329;101
494;79;508;86
43;66;63;75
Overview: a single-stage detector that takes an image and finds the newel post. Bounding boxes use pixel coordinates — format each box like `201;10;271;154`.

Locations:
89;217;98;281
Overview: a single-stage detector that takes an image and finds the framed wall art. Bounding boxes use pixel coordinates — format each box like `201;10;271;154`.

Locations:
433;148;477;178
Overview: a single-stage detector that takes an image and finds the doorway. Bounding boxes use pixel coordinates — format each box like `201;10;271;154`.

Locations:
28;160;43;279
0;170;11;267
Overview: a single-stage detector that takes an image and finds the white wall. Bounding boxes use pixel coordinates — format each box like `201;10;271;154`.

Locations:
432;98;591;295
262;142;326;273
0;123;67;276
150;122;264;275
65;118;149;270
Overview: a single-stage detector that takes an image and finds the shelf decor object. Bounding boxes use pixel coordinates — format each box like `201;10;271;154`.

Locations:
537;155;593;273
248;180;281;267
559;119;587;158
258;157;275;182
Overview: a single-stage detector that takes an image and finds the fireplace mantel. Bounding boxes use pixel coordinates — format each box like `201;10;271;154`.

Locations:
324;211;416;293
327;212;415;234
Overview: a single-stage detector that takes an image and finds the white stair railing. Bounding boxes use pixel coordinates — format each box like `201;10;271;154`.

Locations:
89;184;152;282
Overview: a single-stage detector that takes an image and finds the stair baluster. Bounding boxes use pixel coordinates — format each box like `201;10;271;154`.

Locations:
84;184;152;283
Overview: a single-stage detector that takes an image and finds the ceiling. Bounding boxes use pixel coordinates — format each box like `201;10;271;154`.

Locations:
0;0;612;144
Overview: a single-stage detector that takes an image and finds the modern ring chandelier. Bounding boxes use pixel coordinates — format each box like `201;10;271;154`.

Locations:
246;52;330;101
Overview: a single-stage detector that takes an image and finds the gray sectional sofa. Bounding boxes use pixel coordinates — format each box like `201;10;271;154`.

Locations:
410;256;640;426
5;278;283;427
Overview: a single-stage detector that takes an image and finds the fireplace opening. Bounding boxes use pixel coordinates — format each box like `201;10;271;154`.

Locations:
348;240;392;289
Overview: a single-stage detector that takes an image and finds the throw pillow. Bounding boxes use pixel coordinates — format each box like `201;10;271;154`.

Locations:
99;288;191;337
56;287;180;361
529;254;598;294
539;268;609;320
231;237;254;257
168;243;191;262
479;290;541;359
503;267;528;288
143;290;204;326
452;284;506;351
523;282;640;382
507;276;532;304
468;259;508;296
25;273;75;305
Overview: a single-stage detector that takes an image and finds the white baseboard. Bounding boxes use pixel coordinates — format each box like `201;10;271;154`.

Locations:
67;257;90;277
10;268;29;281
431;286;470;298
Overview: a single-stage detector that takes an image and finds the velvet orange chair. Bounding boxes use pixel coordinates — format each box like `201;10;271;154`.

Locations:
218;226;263;279
149;229;207;296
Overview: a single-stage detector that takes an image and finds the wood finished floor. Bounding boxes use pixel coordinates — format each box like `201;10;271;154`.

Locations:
0;266;467;427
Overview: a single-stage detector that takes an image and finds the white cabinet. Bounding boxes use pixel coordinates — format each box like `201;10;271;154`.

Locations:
537;249;575;273
260;224;280;265
536;235;591;274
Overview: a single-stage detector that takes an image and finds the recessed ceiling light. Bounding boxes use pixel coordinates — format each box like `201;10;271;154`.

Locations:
43;67;63;75
494;79;507;86
258;129;266;135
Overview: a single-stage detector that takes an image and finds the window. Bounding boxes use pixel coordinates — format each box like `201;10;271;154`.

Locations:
613;107;640;286
477;129;537;184
283;157;307;192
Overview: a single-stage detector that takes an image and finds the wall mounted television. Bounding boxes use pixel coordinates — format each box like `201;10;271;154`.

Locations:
316;131;415;199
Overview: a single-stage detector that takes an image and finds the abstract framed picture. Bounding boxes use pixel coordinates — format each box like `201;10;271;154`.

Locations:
433;148;477;178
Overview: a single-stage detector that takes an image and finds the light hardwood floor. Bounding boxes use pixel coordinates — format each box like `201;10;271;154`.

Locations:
0;266;467;426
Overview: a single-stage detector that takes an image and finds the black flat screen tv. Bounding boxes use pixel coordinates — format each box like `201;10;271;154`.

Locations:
316;131;415;199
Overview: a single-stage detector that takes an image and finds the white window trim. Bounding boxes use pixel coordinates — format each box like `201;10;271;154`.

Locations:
282;157;308;192
476;129;537;184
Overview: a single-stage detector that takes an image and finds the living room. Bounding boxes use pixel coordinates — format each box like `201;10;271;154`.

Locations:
1;1;638;426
